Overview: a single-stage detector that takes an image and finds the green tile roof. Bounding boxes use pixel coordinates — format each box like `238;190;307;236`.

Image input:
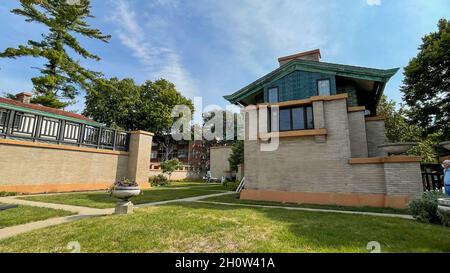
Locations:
224;59;399;104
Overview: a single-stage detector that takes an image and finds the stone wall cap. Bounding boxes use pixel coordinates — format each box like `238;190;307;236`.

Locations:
365;116;385;121
349;156;422;164
128;130;154;136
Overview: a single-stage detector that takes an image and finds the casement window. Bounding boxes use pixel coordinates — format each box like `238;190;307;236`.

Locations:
270;105;314;132
317;79;331;96
268;87;279;103
151;151;159;159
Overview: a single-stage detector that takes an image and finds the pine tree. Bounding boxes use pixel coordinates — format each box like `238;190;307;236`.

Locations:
0;0;111;108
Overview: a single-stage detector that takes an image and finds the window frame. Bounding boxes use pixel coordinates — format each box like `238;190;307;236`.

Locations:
269;105;314;132
317;79;331;96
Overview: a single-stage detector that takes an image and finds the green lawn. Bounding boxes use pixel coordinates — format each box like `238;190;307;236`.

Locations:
0;202;449;253
0;204;74;229
202;193;409;215
19;185;227;209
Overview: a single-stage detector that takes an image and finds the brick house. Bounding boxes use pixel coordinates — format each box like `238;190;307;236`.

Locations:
224;49;423;208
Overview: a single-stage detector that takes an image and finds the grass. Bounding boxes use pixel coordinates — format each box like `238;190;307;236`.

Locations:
0;204;74;229
19;184;227;209
0;202;449;253
202;193;409;215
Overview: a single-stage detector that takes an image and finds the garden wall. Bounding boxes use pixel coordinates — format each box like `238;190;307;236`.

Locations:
0;130;153;194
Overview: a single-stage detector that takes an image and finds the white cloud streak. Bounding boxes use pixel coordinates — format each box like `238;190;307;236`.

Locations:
111;0;198;98
367;0;382;6
192;0;338;77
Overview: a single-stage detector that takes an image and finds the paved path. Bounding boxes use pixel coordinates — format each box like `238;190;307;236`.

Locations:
135;191;236;208
195;200;414;220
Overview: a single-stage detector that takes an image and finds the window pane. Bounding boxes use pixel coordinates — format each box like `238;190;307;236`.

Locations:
318;80;330;96
268;88;278;103
306;106;314;129
292;107;305;130
279;109;291;131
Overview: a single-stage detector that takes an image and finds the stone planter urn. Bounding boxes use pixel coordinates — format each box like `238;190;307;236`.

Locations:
440;141;450;151
438;198;450;225
110;179;141;215
378;142;417;155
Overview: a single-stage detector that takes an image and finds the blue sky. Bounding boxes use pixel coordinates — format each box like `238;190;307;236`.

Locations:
1;0;449;114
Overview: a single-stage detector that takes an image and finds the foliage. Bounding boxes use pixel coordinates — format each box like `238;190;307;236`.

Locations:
149;174;169;187
377;95;422;143
408;190;447;225
229;141;244;172
401;18;450;139
0;0;111;108
407;131;444;163
0;191;17;197
377;95;442;163
160;159;182;179
108;178;139;194
222;181;240;192
84;78;194;158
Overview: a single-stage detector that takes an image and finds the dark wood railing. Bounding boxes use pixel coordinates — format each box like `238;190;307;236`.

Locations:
421;164;444;191
0;107;128;151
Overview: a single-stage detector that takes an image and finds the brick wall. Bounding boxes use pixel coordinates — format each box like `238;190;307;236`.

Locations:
366;120;387;157
243;96;423;208
348;111;369;158
210;146;233;179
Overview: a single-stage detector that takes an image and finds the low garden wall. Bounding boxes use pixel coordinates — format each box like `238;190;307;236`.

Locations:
149;169;204;181
0;131;153;194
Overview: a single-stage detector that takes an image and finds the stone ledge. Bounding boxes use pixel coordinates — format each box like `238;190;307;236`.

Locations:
128;130;154;136
349;156;422;164
256;93;348;109
0;139;129;156
259;128;327;139
348;106;366;112
365;116;385;121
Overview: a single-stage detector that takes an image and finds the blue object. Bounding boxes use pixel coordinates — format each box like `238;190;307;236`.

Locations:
445;169;450;196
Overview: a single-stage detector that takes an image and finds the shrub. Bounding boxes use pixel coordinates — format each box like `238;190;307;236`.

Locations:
223;181;240;192
0;191;17;197
150;174;169;187
160;159;182;180
408;190;447;224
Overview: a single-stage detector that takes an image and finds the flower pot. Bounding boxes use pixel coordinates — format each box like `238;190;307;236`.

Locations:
438;198;450;218
111;186;141;201
378;142;417;155
440;141;450;151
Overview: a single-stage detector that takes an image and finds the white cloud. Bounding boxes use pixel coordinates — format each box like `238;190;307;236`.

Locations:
110;0;198;98
192;0;338;77
366;0;382;6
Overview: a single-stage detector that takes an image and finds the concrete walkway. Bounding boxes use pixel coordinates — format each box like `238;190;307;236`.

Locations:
195;200;414;220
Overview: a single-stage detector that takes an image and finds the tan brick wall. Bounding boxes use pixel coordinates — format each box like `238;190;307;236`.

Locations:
384;162;423;198
365;120;387;157
0;130;153;194
245;99;354;193
243;97;423;208
210;146;233;178
149;169;203;181
348;111;369;158
0;143;128;191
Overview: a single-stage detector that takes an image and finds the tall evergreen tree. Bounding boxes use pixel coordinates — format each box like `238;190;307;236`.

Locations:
0;0;110;108
401;18;450;139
